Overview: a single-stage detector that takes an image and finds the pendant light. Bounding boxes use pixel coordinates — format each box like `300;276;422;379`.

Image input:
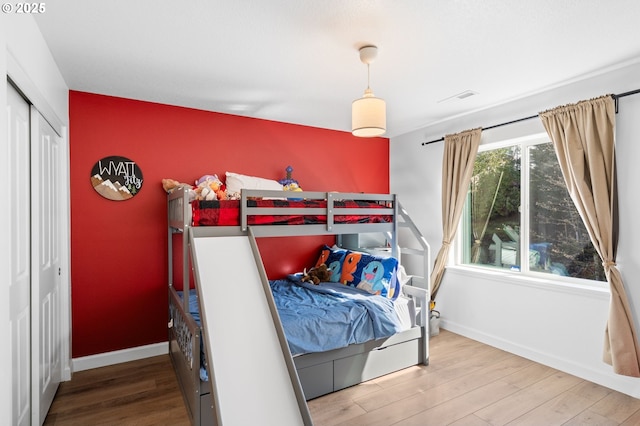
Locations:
352;45;386;137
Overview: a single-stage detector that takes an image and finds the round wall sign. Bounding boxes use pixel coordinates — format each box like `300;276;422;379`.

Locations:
90;156;143;201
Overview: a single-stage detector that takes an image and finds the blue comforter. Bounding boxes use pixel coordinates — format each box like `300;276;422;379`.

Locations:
271;278;403;355
179;278;403;381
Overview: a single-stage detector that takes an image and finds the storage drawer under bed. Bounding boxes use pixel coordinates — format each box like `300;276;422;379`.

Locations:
334;338;420;390
294;331;423;400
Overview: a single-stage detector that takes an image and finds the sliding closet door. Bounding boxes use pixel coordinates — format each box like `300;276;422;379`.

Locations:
8;83;31;426
31;106;62;425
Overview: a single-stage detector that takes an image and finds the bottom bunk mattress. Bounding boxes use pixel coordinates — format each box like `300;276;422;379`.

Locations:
271;278;409;355
178;276;414;381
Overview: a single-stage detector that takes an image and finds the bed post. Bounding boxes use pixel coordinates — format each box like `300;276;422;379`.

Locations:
391;194;399;259
180;187;191;314
168;198;173;290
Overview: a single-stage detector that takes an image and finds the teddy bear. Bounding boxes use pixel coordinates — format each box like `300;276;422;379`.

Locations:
301;264;332;285
161;178;192;193
195;174;227;201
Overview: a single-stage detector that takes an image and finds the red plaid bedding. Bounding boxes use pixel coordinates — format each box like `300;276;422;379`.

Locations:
192;199;392;227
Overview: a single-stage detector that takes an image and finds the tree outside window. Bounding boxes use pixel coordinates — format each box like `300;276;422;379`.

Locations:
460;138;604;282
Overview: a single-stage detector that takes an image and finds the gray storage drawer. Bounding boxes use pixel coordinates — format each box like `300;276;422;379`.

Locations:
297;360;333;400
333;339;420;391
200;392;214;425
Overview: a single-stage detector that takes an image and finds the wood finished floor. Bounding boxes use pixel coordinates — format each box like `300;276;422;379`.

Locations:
45;330;640;425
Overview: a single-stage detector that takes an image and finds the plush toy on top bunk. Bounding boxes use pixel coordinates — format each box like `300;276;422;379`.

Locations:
279;166;303;196
162;178;197;200
195;174;227;201
300;264;331;285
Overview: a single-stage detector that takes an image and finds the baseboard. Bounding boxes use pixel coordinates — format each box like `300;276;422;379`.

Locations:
72;342;168;372
440;321;640;399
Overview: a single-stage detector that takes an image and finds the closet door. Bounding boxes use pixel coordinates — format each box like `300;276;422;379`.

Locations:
8;83;31;426
31;106;62;425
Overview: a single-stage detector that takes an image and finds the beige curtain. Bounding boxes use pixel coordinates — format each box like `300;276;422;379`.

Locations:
431;128;482;300
540;95;640;377
471;170;504;263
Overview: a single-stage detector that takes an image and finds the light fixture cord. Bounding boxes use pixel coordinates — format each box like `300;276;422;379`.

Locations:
367;63;371;90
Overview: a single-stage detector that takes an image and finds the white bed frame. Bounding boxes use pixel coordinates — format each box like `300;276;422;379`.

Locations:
167;187;431;425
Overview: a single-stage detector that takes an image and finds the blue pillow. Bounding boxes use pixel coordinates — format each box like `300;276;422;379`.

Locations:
314;245;348;283
340;250;400;300
314;245;400;299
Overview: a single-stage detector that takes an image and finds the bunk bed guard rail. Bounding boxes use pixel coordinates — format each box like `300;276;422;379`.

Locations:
240;190;398;245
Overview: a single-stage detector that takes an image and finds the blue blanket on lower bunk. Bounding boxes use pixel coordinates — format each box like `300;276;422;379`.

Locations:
179;277;403;381
272;277;403;355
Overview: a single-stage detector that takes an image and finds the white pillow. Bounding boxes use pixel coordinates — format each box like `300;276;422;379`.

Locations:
225;172;283;196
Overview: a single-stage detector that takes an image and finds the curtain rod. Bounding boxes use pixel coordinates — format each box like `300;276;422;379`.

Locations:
421;88;640;146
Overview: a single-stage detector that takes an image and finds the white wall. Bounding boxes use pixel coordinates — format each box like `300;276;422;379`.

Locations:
1;13;69;424
390;58;640;397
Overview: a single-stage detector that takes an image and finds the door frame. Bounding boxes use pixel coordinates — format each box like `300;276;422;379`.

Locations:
7;52;71;382
8;79;32;426
7;51;71;425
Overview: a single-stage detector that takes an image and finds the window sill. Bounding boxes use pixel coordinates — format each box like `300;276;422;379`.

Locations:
446;264;610;299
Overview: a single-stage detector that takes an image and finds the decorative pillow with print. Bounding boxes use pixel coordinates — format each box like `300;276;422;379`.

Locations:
314;245;348;283
340;251;400;300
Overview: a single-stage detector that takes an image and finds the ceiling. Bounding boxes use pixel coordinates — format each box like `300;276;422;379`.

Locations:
34;1;640;138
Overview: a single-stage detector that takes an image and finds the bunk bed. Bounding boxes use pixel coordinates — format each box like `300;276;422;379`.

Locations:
167;185;431;425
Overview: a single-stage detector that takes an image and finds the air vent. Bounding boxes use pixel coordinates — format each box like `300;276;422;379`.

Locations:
437;90;479;103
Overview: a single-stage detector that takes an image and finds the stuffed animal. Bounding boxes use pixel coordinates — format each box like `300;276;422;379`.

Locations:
195;174;227;201
301;264;331;285
279;166;303;193
162;178;192;193
284;181;303;192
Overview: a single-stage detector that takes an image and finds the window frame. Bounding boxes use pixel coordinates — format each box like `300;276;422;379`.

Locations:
454;132;608;291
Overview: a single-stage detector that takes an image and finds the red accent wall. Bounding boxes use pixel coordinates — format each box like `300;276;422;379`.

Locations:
69;91;389;358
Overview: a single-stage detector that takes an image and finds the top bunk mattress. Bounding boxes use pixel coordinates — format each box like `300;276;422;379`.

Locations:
191;198;393;227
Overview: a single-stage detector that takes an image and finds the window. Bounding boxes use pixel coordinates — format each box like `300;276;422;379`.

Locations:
459;135;605;282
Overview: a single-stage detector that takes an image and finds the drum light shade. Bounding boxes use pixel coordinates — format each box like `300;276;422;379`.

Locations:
352;45;386;137
352;89;386;137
